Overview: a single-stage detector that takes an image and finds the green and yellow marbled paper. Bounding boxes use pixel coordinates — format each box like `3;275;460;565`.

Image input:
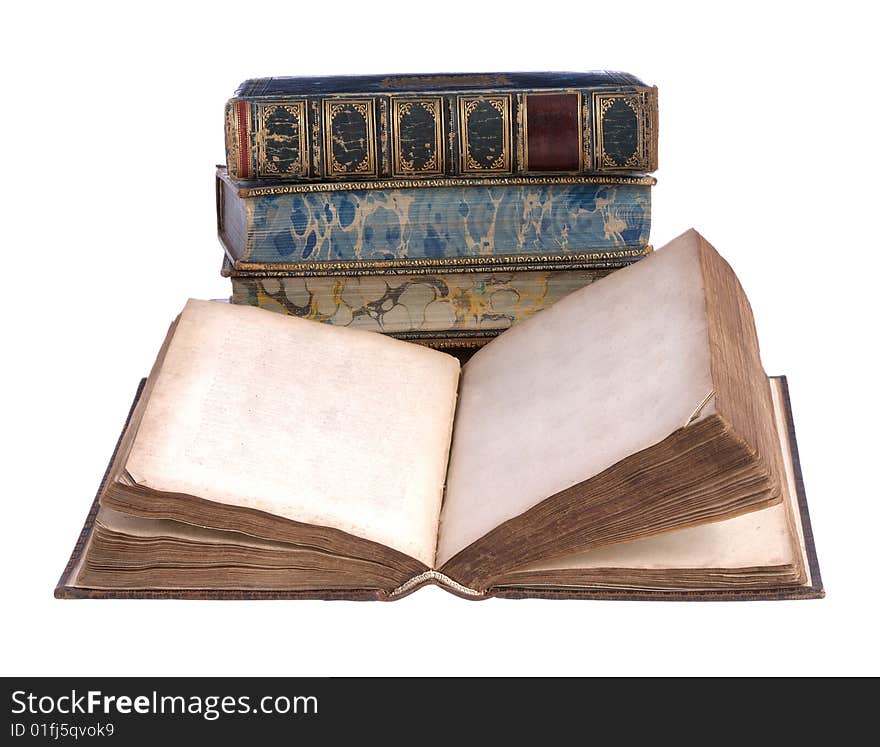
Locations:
231;269;615;334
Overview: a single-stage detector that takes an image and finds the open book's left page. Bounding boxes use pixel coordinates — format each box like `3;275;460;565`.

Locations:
122;299;460;568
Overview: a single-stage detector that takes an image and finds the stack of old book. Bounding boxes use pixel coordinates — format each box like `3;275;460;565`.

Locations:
217;71;658;354
56;69;824;602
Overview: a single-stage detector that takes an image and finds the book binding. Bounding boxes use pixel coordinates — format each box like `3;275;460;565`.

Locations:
225;71;658;182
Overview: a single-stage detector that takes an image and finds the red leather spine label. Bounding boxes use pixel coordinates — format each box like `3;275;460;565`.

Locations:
525;93;580;172
236;100;252;178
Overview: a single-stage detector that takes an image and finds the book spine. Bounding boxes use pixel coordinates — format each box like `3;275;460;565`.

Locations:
217;170;653;266
228;266;631;335
225;85;657;182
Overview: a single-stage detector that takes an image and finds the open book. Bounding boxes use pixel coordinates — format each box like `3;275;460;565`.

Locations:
57;229;822;601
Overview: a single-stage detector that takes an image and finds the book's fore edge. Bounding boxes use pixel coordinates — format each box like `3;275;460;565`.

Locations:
218;225;241;269
695;230;786;502
55;379;147;598
216;185;651;274
219;258;499;350
215;165;653;272
487;375;824;602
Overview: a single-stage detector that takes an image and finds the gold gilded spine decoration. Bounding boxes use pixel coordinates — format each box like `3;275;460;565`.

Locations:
224;101;241;179
255;101;308;178
379;98;390;177
380;74;513;89
410;338;493;351
311;100;322;176
582;94;592;171
515;93;525;172
646;86;659;172
226;248;652;278
457;94;512;175
227;100;254;179
391;97;444;177
596;94;638;169
593;88;655;171
226;170;656;198
446;97;456;174
227;83;658;181
322;98;378;178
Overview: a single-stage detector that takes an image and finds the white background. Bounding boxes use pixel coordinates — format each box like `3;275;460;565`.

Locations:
2;1;877;676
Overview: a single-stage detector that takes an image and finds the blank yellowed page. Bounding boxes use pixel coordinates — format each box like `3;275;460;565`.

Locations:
436;230;716;567
514;503;794;572
509;377;802;574
125;300;460;567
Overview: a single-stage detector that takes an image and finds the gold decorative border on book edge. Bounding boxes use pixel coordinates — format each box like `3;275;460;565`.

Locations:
380;73;515;89
582;94;592;170
521;92;584;174
378;98;390;176
322;98;378;178
310;100;322;175
457;94;513;175
408;338;493;350
514;93;525;172
255;100;308;178
390;97;445;177
224;102;240;179
218;168;657;197
402;334;498;350
593;89;651;171
647;86;659;171
221;246;652;277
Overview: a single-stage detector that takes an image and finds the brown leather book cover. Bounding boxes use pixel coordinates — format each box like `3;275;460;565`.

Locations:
55;376;823;601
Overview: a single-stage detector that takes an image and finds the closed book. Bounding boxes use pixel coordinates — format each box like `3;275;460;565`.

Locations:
225;71;658;182
217;167;653;272
224;256;632;339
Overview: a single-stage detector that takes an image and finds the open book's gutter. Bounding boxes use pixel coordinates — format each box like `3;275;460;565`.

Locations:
685;391;716;428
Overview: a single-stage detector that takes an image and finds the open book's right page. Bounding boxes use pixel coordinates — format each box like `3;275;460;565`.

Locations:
436;228;792;589
437;229;713;566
